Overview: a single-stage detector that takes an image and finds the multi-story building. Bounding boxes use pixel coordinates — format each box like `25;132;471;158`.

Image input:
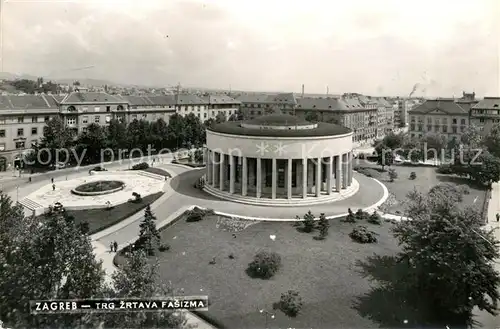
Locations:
469;96;500;132
391;99;406;127
0;94;60;171
236;93;297;119
408;98;470;142
0;91;241;170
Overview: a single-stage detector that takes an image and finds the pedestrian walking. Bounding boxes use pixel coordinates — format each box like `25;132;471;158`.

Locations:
51;177;54;183
52;184;55;191
496;213;499;222
113;241;118;252
110;242;114;252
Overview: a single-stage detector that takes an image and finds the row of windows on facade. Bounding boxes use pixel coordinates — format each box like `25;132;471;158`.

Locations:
0;116;52;124
410;117;467;125
410;124;467;133
0;127;40;138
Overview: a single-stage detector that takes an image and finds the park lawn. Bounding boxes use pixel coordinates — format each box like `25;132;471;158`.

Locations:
115;213;403;329
143;167;171;178
67;192;163;234
355;161;488;215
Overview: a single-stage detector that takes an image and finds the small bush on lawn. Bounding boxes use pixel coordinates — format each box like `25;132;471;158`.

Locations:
458;184;471;195
316;213;329;240
343;208;356;223
131;192;142;203
436;164;453;174
388;168;398;182
302;210;315;233
132;162;149;170
246;251;282;279
429;183;463;203
186;207;214;222
409;171;417;180
349;226;378;243
278;290;303;318
158;243;170;252
355;208;369;221
367;211;382;225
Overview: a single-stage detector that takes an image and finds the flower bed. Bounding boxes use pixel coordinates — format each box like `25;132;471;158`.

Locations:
71;180;125;196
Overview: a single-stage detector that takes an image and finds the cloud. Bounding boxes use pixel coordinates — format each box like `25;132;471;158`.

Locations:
1;0;498;96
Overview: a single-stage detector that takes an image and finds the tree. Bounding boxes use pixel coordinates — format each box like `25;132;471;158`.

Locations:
451;149;500;186
460;125;483;148
483;123;500;158
37;117;73;166
375;132;405;150
150;118;168;151
126;119;151;152
76;123;107;164
107;119;128;154
302;210;315;233
388;168;398;182
375;147;394;171
166;114;186;149
305;112;319;122
421;133;446;159
215;112;226;124
137;205;160;256
392;188;500;327
228;109;244;121
317;213;329;239
184;113;205;147
107;250;186;329
0;203;106;329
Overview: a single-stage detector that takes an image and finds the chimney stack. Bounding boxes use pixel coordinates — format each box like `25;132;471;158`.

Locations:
301;84;304;98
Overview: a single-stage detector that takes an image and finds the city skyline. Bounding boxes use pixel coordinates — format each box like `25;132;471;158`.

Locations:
0;0;499;97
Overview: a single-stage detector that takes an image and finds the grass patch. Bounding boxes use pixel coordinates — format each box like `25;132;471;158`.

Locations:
114;213;400;328
171;159;205;168
66;192;164;235
143;167;171;178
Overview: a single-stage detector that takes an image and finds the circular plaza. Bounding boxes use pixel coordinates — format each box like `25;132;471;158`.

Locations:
204;114;357;206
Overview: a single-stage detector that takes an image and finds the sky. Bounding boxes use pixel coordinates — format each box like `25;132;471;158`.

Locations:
0;0;499;97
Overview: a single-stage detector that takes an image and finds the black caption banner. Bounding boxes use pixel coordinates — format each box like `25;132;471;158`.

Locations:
30;296;209;314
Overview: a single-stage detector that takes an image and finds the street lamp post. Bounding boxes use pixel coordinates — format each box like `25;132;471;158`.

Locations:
16;186;19;203
259;309;275;329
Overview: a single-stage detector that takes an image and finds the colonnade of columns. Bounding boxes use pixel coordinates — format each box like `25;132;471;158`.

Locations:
204;150;354;199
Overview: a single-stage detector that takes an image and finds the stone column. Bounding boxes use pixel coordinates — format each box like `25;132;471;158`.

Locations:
307;160;313;191
287;158;292;199
248;158;255;188
229;155;235;194
315;158;321;196
302;158;308;198
271;158;277;199
219;153;225;191
242;156;248;196
342;153;348;189
256;158;262;198
327;156;333;195
206;150;212;184
335;155;341;192
348;151;353;186
212;152;218;187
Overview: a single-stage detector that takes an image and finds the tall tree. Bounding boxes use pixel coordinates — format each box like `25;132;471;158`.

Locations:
166;114;186;149
106;250;186;329
126;119;151;152
184;113;205;147
150;118;169;151
483;123;500;158
392;188;500;327
76;123;107;164
137;205;160;256
215;112;226;124
37;117;73;166
375;147;394;170
0;204;106;329
106;119;128;154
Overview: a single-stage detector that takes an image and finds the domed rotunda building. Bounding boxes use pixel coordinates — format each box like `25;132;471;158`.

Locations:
204;114;357;206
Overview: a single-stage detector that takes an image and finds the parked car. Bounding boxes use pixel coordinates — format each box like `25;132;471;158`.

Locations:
92;166;107;172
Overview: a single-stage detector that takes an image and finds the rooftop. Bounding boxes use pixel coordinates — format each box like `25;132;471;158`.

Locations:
408;99;470;115
209;114;351;137
472;97;500;109
62;92;127;104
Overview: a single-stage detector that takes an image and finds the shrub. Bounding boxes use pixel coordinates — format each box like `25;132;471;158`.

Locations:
302;210;315;233
436;164;453;174
344;208;356;223
367;211;382;225
186;207;214;222
158;243;170;252
349;226;378;243
316;213;329;240
355;208;369;221
388;168;398;182
409;171;417;180
132;162;149;170
458;184;471;195
132;192;142;203
246;251;282;279
278;290;303;317
429;183;463;203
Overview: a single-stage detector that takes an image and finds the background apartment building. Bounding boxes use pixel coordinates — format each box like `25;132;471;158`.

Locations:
0;91;241;171
469;97;500;132
408;98;470;142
